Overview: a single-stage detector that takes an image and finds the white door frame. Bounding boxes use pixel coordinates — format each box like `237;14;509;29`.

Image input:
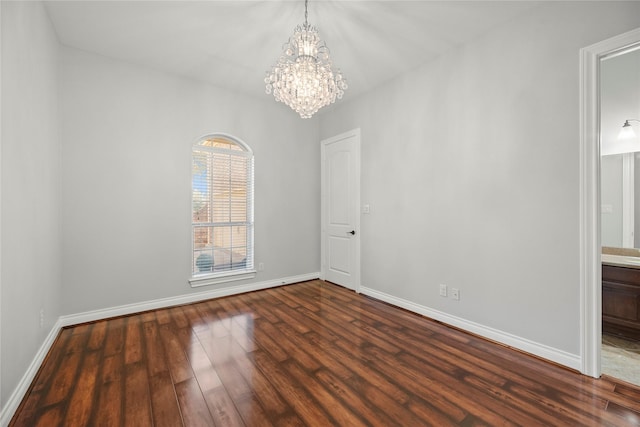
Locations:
580;27;640;378
320;128;361;292
0;0;3;409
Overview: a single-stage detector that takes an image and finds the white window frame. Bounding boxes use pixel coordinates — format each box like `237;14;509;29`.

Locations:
189;133;255;287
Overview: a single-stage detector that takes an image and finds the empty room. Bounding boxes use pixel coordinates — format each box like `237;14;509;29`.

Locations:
2;1;640;425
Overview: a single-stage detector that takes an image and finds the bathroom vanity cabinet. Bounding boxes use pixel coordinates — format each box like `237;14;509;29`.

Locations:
602;262;640;340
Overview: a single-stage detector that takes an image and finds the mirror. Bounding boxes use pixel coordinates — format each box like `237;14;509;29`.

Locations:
600;46;640;254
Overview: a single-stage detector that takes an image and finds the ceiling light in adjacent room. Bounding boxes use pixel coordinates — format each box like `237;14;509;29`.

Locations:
618;119;639;140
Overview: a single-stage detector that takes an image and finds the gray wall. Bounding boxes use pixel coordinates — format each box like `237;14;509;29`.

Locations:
60;47;321;315
1;1;62;408
320;1;640;355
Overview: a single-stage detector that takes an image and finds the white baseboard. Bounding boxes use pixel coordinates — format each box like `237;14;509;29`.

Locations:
0;318;63;427
0;272;319;426
59;272;320;327
360;286;582;371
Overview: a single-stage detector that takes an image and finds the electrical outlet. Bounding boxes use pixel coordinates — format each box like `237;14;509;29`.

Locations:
258;262;265;271
39;308;45;328
451;288;460;301
439;284;448;297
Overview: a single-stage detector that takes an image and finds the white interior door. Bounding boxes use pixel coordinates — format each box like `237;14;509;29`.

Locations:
321;129;360;291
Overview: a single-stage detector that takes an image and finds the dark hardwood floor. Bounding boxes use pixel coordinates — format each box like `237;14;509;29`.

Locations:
9;280;640;426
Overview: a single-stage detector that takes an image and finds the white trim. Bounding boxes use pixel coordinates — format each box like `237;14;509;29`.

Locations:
189;270;256;288
60;272;319;327
0;318;63;427
579;27;640;378
361;286;581;371
622;153;635;248
0;0;4;415
320;128;361;292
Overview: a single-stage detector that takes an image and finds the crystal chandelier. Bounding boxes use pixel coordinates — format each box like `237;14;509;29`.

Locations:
265;0;347;119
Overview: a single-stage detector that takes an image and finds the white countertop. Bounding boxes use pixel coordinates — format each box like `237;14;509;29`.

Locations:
602;253;640;269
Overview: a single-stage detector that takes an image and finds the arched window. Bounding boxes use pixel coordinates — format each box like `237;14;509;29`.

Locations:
190;134;254;286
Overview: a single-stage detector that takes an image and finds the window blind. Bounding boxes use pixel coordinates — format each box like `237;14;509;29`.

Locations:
192;136;254;277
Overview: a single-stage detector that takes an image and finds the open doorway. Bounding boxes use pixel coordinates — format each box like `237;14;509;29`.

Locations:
580;27;640;381
599;44;640;386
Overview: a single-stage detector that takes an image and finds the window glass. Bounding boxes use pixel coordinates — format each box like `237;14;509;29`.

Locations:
192;135;253;278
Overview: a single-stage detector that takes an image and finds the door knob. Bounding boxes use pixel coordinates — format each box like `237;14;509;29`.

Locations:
347;230;355;235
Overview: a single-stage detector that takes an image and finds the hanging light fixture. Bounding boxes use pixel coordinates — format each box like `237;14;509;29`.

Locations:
618;119;640;140
265;0;347;119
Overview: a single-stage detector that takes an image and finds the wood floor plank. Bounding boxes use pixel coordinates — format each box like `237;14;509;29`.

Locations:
256;319;322;372
203;387;246;427
183;338;223;392
249;319;290;362
233;352;290;417
155;307;172;325
158;323;194;384
93;378;122;427
140;311;156;323
304;330;410;405
229;317;257;353
10;280;640;426
142;320;168;377
103;318;125;357
100;353;123;384
374;345;535;425
238;292;281;324
313;367;421;427
271;283;320;313
64;351;100;426
124;317;143;365
251;350;336;426
200;337;253;403
123;362;153;427
87;321;107;351
42;351;82;406
615;382;640;401
34;405;64;427
175;377;216;426
276;320;352;381
227;296;261;321
194;302;229;339
149;371;185;427
284;360;368;427
605;402;640;425
168;306;190;329
233;395;275;427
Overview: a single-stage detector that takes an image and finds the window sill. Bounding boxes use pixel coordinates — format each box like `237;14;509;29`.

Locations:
189;270;257;288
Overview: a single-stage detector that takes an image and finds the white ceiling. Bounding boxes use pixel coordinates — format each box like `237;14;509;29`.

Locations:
44;1;541;104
